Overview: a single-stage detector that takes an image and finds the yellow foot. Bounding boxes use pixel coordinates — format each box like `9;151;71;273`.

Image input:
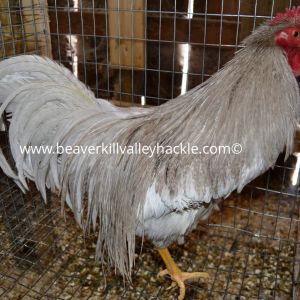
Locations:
158;269;209;300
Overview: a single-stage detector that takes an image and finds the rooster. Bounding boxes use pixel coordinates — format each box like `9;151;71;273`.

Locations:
0;7;300;300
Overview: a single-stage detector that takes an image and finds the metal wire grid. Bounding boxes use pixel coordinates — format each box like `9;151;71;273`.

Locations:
0;176;299;299
0;1;51;58
0;0;300;299
47;0;300;105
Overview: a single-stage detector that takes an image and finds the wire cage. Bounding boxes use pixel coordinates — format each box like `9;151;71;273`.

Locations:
1;0;300;299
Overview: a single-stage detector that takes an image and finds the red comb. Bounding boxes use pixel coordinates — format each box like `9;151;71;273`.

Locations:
271;6;300;26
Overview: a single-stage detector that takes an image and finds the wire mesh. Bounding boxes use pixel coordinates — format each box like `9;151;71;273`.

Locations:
1;0;300;299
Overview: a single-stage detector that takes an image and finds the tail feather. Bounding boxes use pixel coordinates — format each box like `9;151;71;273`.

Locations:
0;55;144;279
0;55;95;105
0;55;126;116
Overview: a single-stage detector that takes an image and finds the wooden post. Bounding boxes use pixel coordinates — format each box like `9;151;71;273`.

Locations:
108;0;145;69
0;2;23;58
21;0;52;57
107;0;145;102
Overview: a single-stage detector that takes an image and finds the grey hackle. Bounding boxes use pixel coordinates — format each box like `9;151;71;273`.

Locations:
0;19;299;278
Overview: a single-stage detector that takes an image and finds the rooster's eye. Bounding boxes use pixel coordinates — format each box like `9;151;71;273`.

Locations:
293;31;299;37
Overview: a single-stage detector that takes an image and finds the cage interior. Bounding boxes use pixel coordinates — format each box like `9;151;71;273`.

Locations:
0;1;300;299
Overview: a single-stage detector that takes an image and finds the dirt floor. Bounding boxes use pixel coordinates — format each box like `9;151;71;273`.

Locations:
0;167;299;300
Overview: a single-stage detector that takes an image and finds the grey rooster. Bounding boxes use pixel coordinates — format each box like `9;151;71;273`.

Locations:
1;7;300;300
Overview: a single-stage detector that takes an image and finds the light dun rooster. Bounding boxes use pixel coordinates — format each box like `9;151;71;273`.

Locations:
1;7;300;300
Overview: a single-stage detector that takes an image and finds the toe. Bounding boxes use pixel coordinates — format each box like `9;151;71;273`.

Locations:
176;280;186;300
158;269;169;277
180;272;209;282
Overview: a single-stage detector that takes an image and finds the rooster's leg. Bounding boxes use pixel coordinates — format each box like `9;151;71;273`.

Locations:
157;248;208;300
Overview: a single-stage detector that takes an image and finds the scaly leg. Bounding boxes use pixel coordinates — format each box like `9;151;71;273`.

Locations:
157;248;209;300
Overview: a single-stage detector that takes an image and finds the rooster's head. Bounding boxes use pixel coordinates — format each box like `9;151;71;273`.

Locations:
273;7;300;76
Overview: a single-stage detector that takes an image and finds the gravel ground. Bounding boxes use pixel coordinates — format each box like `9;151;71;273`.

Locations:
0;171;299;299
